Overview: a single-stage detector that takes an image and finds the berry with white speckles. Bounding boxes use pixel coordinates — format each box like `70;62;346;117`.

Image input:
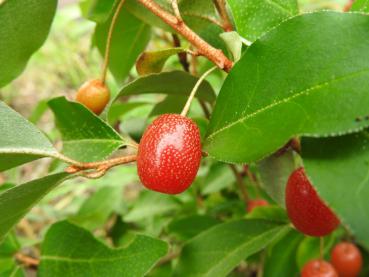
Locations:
285;167;340;237
137;114;202;194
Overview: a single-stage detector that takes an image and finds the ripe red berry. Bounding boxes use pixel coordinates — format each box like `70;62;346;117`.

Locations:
302;260;338;277
285;167;340;237
247;199;268;213
137;114;202;194
331;242;362;277
76;79;110;115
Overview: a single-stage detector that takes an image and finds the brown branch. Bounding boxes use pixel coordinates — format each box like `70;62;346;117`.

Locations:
65;155;137;179
137;0;233;72
229;164;249;204
172;34;190;72
213;0;233;32
15;253;39;268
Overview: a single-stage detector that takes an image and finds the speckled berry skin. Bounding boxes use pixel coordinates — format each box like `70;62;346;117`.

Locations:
302;260;338;277
331;242;362;277
76;79;110;115
286;167;340;237
137;114;202;194
247;199;268;213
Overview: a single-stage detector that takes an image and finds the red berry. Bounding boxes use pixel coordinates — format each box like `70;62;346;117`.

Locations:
76;79;110;114
302;260;338;277
285;167;340;237
247;199;268;213
331;242;362;277
137;114;202;194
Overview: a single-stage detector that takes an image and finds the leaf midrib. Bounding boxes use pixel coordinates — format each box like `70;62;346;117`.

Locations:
207;68;369;140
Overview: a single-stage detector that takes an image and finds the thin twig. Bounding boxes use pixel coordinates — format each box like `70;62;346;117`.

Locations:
213;0;233;31
320;237;324;260
171;0;183;23
229;164;249;204
15;253;39;267
172;34;190;71
137;0;233;72
65;155;137;179
181;66;217;117
101;0;126;84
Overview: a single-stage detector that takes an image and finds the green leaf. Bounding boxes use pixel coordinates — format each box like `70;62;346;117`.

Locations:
258;150;296;207
301;131;369;250
70;186;122;230
246;206;289;223
296;232;339;269
351;0;369;12
219;32;243;62
80;0;116;23
167;215;220;240
108;102;151;124
202;163;234;195
0;0;57;87
205;12;369;163
48;97;125;162
0;173;69;242
94;5;151;83
174;219;290;277
110;71;215;111
124;191;180;222
107;71;215;121
125;0;226;51
264;229;303;277
39;221;168;277
228;0;298;42
136;48;187;76
149;95;187;118
0;101;59;172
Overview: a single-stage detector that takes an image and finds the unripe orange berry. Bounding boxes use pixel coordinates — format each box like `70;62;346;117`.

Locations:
331;242;362;277
76;79;110;115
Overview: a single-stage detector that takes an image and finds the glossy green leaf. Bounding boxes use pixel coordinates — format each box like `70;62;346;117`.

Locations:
264;229;303;277
351;0;369;12
125;0;226;51
0;173;69;242
246;206;289;223
0;101;59;172
124;191;180;222
0;0;57;87
70;186;122;230
296;232;339;269
205;12;369;163
258;150;296;207
48;97;125;162
149;95;187;117
219;32;243;62
94;5;151;83
168;215;220;240
202;163;234;195
302;132;369;250
108;102;151;124
174;219;290;276
111;71;215;106
136;48;187;76
80;0;116;23
108;71;215;121
228;0;298;42
39;221;168;277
